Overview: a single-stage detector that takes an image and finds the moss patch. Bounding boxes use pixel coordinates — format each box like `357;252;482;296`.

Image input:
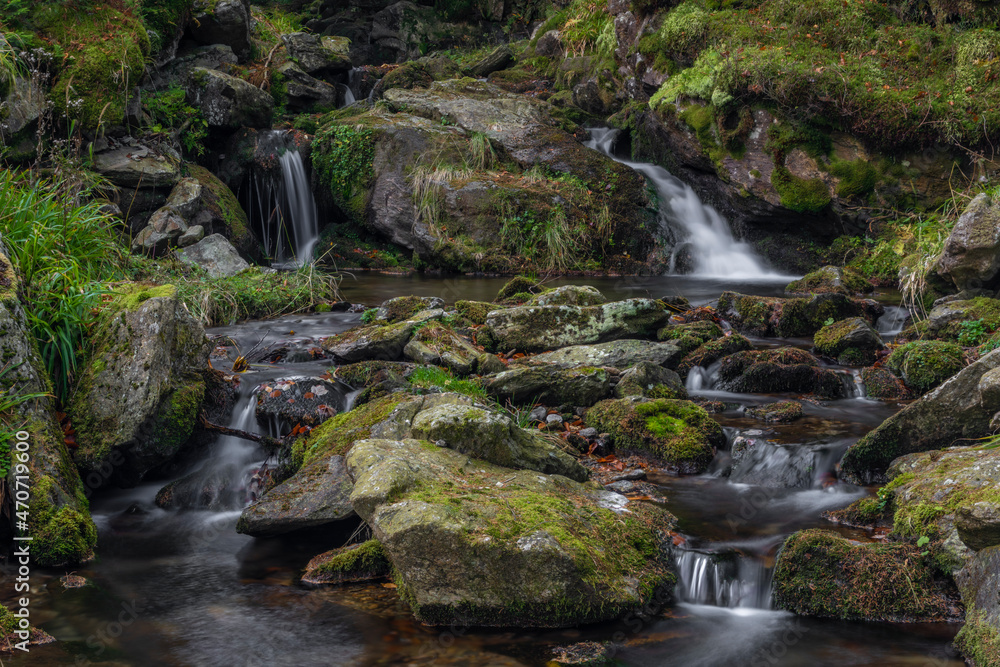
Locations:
886;341;965;394
292;393;410;469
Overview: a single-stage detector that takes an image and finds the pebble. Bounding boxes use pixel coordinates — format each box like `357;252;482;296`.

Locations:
528;406;548;422
609;468;646;482
545;414;564;425
578;427;598;439
605;480;636;494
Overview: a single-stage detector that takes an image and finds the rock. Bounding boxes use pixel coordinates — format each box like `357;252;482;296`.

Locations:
174;233;250;278
277;62;338;110
409;401;589;481
745;401;803;423
131;225;172;256
728;440;821;487
496;276;539;302
676;333;753;376
322;309;442;362
535;30;564;58
255;377;350;427
482;299;669;353
527;285;607;307
772;529;960;622
177;225;205;247
657;320;724;355
468;44;515;77
785;266;873;296
188;67;274;129
237;455;356;537
840;349;1000;485
302;540;392;585
188;0;253;62
1;76;46;136
717;348;846;399
885;340;965;394
615;362;687;399
282;32;353;75
165;177;203;218
149;44;240;86
954;546;1000;664
717;291;884;337
480;365;613;407
345;437;676;626
92;144;181;189
585;398;724;474
154;469;236;510
403;321;482;376
0;243;97;566
530;339;683;370
935;193;1000;291
186;164;259;261
861;366;911;399
926;297;1000;341
70;285;209;487
375;295;445;322
812;317;885;365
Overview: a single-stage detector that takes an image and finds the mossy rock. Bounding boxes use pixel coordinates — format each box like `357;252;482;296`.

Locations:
717;348;845;398
403;321;482;376
375;295;444;323
717;291;883;338
322;309;442;362
928;297;1000;343
812;317;884;365
496;275;541;302
744;401;803;423
186;165;258;261
527;285;607;307
479;364;613;407
657;320;724;355
824;496;890;528
455;299;495;325
861;366;911;399
0;603;55;650
585;397;723;473
954;546;1000;667
886;340;965;394
772;529;960;622
786;266;873;296
302;540;392;585
675;333;753;377
614;362;687;400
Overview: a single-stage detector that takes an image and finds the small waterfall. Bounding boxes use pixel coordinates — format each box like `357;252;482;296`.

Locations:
337;70;356;108
585;128;782;279
243;130;320;267
675;549;772;609
876;305;909;337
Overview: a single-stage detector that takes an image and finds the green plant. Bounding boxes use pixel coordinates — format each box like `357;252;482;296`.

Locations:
312;124;376;222
360;308;378;324
958;319;988;346
143;84;209;157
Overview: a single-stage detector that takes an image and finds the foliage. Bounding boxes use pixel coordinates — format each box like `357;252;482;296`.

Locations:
138;0;192;56
142;84;209;157
312;123;376;222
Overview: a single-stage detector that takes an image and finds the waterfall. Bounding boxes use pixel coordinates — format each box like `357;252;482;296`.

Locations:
337;69;356;109
675;549;773;609
876;305;909;337
585;128;783;279
243;131;320;267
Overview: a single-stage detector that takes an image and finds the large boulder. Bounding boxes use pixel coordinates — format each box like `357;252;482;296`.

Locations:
884;340;965;394
675;333;753;376
188;0;253;62
174;234;251;278
482;299;668;353
92;144;181;189
954;546;1000;665
585;397;724;474
70;285;209;487
281;33;352;76
812;317;885;365
402;321;481;376
346;437;676;626
0;243;96;566
479;364;613;407
717;291;883;337
717;348;846;398
527;285;606;307
187;68;274;129
935;193;1000;291
772;529;960;622
321;309;442;362
186;165;259;261
277;62;338;111
785;266;873;296
840;349;1000;485
529;339;683;370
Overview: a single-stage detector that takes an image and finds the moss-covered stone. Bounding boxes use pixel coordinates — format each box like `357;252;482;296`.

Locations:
302;540;392;585
657;320;724;355
0;602;54;650
186;165;257;260
812;317;884;365
614;362;687;400
676;333;753;376
375;295;444;323
585;397;723;473
786;266;873;296
861;366;911;399
455;299;495;325
717;291;883;338
496;276;540;302
744;401;803;423
717;348;845;398
480;364;612;407
403;321;483;376
886;340;965;394
772;529;960;622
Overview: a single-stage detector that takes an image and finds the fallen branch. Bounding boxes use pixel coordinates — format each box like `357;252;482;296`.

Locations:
199;415;284;451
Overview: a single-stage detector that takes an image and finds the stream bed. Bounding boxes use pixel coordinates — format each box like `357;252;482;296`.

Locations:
5;274;964;667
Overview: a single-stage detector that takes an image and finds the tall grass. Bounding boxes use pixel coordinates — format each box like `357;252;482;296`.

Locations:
0;170;124;400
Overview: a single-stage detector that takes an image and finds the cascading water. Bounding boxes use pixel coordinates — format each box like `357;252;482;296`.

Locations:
337;69;357;108
675;549;773;608
876;305;909;337
242;130;320;267
585;128;786;279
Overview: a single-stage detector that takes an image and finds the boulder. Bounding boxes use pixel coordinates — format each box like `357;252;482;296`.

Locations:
154;469;236;510
861;366;911;399
187;67;274;129
174;233;250;278
926;296;1000;341
165;177;203;218
482;299;669;353
255;377;350;427
785;266;873;296
530;339;683;370
935;193;1000;291
302;540;392;585
676;333;753;376
345;437;676;626
480;364;613;407
409;401;588;481
237;455;355;536
954;546;1000;665
70;285;209;487
772;529;960;622
812;317;885;365
188;0;253;62
92;144;181;189
745;401;803;423
278;62;339;110
402;321;482;376
131;225;172;256
375;295;445;322
614;362;687;399
657;320;724;355
534;30;564;58
585;397;724;474
468;44;515;78
885;340;965;394
527;285;606;307
281;32;352;75
840;349;1000;485
1;76;46;136
321;309;443;362
0;243;97;566
186;164;259;261
717;291;884;337
178;225;205;247
717;348;846;398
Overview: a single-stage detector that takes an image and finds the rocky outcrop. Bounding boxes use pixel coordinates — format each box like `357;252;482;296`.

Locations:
786;266;874;296
935;193;1000;292
70;285;209;487
188;0;253;62
187;68;274;129
174;234;250;278
278;62;339;111
345;437;675;626
282;32;352;75
840;349;1000;485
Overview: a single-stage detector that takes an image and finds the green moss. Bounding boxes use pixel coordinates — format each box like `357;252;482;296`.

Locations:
293;393;410;469
745;400;803;423
826;496;888;527
309;539;392;579
153;381;205;452
885;341;964;394
787;266;872;296
29;476;97;566
676;333;752;376
829;158;878;199
455;300;493;325
109;284;177;312
312;122;377;224
186;165;253;252
408;365;486;400
955;606;1000;667
495;276;539;302
771;166;831;214
937;298;1000;342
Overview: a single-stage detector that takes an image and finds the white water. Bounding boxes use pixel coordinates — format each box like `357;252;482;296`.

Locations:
876;305;909;337
675;549;773;609
585;127;790;280
278;149;320;265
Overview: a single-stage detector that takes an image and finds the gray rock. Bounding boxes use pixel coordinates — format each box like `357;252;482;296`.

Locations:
468;44;515;78
322;309;443;362
954;545;1000;660
189;0;253;62
527;285;606;307
615;362;687;399
534;30;564;58
375;295;445;322
403;321;481;376
812;317;885;363
533;339;684;370
174;234;250;278
188;67;274;129
281;32;352;75
237;455;356;536
278;61;339;110
92;145;181;188
177;225;205;248
131;225;173;256
935;193;1000;291
165;177;203;218
1;76;46;135
150;206;188;238
480;365;613;407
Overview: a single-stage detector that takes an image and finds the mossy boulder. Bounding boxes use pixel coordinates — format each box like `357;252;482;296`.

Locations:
812;317;885;366
954;546;1000;667
70;284;209;488
187;67;274;129
0;603;54;651
716;348;846;398
346;437;676;627
927;297;1000;343
482;299;669;353
861;366;911;399
785;266;873;296
302;540;392;585
496;276;540;302
675;333;753;376
321;309;442;362
745;401;803;423
188;0;253;62
479;364;613;408
375;295;445;323
403;321;482;376
717;291;883;337
186;165;259;261
657;320;724;355
615;362;687;400
772;529;960;622
527;285;607;307
840;349;1000;485
934;193;1000;292
585;397;724;474
530;339;683;370
454;300;495;325
886;340;965;394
